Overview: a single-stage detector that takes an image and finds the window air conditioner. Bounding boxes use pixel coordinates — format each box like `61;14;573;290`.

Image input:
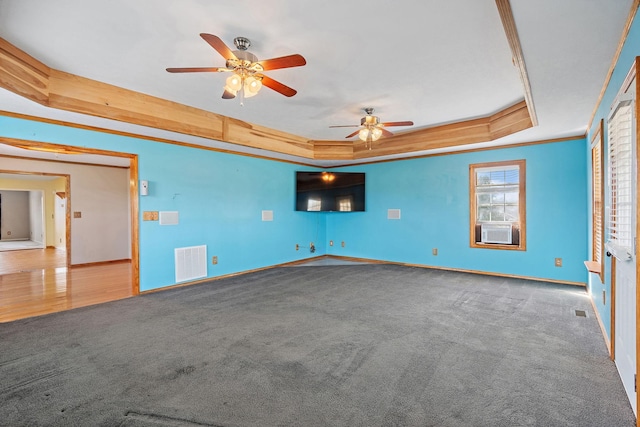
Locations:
481;223;512;244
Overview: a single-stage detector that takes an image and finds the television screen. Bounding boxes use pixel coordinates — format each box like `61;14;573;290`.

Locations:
296;171;365;212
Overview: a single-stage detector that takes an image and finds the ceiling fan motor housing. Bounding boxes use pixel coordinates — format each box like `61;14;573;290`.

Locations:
361;115;380;126
226;50;263;75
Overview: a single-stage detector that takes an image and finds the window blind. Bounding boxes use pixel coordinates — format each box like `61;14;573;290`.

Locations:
607;99;634;253
592;137;603;265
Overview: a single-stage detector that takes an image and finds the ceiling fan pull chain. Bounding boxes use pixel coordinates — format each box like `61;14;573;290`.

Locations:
239;79;245;107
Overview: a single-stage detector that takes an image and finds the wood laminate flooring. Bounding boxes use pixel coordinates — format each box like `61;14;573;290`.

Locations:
0;248;133;323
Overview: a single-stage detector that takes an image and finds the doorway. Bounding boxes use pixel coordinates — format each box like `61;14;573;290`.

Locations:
0;187;52;252
0;138;140;318
0;173;70;265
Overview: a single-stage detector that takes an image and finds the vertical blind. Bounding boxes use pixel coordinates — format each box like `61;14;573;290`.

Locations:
607;99;634;253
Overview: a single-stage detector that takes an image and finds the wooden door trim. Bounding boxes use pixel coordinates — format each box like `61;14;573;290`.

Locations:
0;138;139;295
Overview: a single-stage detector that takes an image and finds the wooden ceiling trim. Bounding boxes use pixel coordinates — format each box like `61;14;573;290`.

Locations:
0;38;49;104
342;100;531;159
311;140;355;160
495;0;538;127
0;37;310;159
48;69;226;141
0;37;533;162
224;116;312;158
488;100;533;139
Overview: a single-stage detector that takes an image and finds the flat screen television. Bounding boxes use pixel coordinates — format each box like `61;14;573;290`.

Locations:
296;171;365;212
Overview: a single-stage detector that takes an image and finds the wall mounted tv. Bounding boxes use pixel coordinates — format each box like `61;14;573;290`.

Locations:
295;171;365;212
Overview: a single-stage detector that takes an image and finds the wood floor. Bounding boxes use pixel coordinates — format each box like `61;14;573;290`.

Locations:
0;248;134;323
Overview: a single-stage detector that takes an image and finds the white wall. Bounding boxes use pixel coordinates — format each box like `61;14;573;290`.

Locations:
1;160;131;264
0;177;62;247
54;186;66;249
0;190;29;239
28;190;44;244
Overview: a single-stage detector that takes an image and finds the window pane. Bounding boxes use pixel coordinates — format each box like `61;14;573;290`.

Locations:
491;193;505;203
477;193;491;204
490;206;505;221
505;205;519;221
504;191;518;204
488;171;504;185
504;169;519;184
478;207;491;221
477;172;491;185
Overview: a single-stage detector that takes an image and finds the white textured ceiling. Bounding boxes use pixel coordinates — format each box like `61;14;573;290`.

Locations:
0;0;634;167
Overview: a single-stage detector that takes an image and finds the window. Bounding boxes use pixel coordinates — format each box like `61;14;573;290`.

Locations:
470;160;526;250
607;97;634;257
590;120;605;281
307;198;321;211
336;195;353;212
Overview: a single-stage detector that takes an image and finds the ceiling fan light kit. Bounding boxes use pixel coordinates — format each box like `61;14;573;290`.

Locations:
166;34;306;103
168;35;410;148
330;108;414;149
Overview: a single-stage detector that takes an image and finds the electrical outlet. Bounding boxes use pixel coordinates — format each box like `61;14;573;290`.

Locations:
555;258;562;267
295;244;299;251
212;256;218;265
6;231;10;236
432;248;438;256
329;240;333;246
341;241;345;248
74;211;82;218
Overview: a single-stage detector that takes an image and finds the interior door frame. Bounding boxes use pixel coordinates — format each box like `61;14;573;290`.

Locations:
0;137;139;295
0;174;69;257
605;57;640;424
635;57;640;425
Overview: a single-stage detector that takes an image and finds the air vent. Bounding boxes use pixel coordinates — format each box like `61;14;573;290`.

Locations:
575;309;587;317
175;245;207;283
388;209;401;220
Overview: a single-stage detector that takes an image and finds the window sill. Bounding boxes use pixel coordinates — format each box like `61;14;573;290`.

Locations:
584;261;601;274
471;242;525;251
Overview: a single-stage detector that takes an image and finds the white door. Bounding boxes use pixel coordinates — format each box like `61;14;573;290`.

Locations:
608;88;637;416
54;192;66;249
615;254;636;416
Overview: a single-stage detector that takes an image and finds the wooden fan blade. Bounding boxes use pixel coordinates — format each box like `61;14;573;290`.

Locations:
329;125;360;128
381;121;414;127
200;33;237;60
345;130;360;139
166;67;226;73
222;89;236;99
258;54;307;71
260;75;297;97
380;128;394;138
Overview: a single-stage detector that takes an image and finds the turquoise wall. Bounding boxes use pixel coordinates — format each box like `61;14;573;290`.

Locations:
0;116;324;291
327;139;588;283
586;7;640;338
0;117;588;291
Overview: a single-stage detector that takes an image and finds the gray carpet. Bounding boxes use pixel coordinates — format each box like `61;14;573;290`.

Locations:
0;264;635;426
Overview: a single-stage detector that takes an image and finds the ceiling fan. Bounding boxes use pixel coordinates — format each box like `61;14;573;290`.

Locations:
330;108;414;149
166;34;306;101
